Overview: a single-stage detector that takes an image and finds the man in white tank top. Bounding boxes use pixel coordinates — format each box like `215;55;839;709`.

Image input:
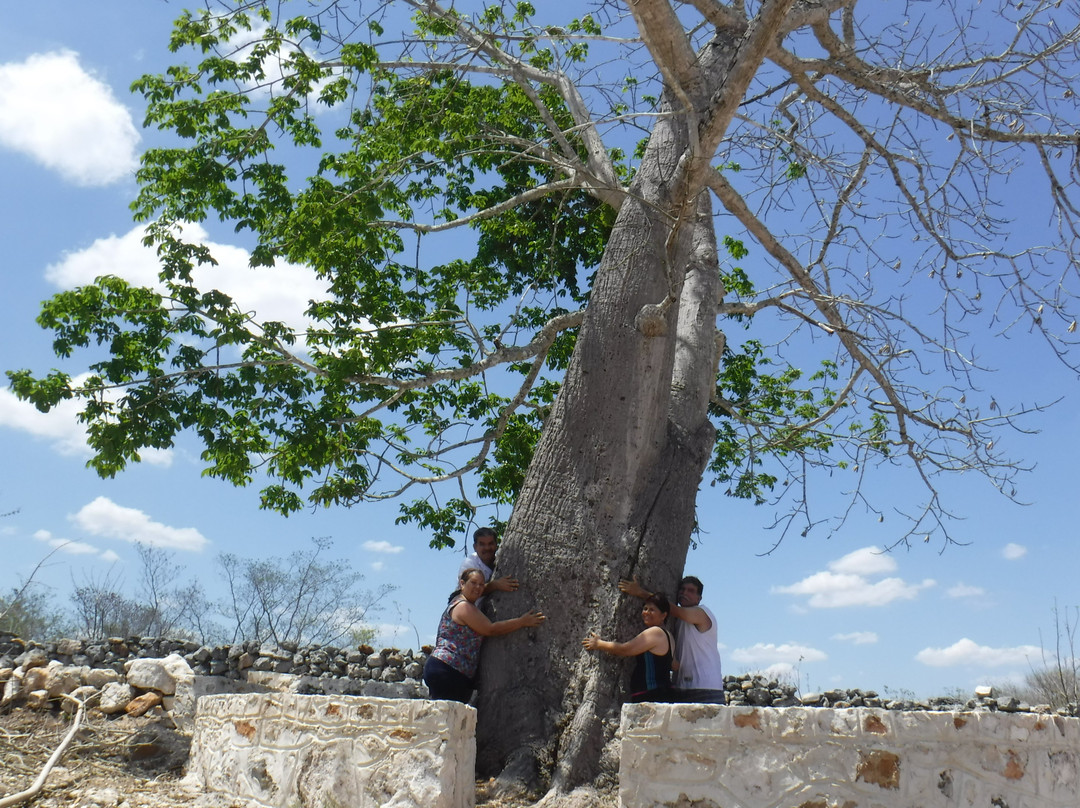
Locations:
619;574;725;703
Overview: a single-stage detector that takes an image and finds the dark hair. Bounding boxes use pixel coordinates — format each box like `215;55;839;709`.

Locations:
679;575;704;596
449;568;485;602
460;568;485;585
644;592;671;616
473;527;497;547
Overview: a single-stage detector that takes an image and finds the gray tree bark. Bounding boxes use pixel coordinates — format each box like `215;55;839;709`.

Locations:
473;3;803;795
473;2;798;797
474;88;722;795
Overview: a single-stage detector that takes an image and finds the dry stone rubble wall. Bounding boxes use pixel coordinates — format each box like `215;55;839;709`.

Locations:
0;631;431;727
3;631;1075;721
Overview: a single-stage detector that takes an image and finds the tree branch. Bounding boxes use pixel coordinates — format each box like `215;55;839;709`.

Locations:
0;694;87;808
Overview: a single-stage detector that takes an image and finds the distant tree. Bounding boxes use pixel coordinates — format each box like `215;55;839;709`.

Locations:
172;579;218;645
134;542;181;637
0;584;66;640
9;0;1080;797
132;542;218;639
218;537;391;647
349;624;378;648
1025;603;1080;709
69;566;153;639
0;538;68;640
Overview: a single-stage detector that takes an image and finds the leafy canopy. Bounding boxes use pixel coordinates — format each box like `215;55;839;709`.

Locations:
8;1;890;546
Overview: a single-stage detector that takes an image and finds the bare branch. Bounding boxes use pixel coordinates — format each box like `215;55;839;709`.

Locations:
0;694;87;808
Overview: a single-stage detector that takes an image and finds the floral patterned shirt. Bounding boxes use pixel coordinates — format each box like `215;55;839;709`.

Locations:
430;597;484;679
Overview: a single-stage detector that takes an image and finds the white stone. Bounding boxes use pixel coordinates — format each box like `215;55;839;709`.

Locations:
62;685;100;714
1;667;24;704
124;653;193;695
243;670;304;692
45;663;83;697
619;704;1080;808
56;638;83;657
85;667;121;688
98;682;137;714
22;661;55;692
16;648;48;669
26;689;51;710
186;693;475;808
170;674;271;734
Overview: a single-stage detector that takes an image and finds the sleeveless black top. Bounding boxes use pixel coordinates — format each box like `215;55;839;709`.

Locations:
628;628;674;702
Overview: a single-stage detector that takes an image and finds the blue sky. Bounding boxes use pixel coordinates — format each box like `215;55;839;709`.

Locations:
1;1;1077;700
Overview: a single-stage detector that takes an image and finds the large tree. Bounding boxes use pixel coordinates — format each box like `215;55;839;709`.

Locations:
10;0;1080;801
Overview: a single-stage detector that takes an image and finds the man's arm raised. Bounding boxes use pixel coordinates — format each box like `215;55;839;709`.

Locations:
485;576;519;594
675;603;712;632
617;576;651;600
618;576;712;631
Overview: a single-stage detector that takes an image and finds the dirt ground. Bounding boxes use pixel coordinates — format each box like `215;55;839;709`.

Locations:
0;708;604;808
0;708;240;808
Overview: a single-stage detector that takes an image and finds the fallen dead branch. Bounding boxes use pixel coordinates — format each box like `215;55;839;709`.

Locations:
0;694;85;808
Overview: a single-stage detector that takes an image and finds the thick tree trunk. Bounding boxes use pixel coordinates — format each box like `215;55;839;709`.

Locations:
474;89;722;797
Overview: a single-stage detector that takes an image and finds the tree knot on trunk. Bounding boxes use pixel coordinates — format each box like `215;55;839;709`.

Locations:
634;303;668;337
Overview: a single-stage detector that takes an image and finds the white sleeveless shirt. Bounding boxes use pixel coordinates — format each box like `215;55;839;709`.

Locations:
673;604;723;690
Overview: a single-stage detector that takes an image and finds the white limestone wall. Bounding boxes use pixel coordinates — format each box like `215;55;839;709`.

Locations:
619;703;1080;808
171;673;272;733
186;692;476;808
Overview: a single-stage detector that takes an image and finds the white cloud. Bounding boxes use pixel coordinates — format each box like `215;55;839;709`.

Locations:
139;448;174;467
0;387;90;456
0;50;139;185
1002;543;1027;560
0;375;172;467
773;545;934;608
832;631;878;645
371;561;385;572
33;529;100;555
828;546;897;577
731;642;827;666
99;549;121;563
363;540;404;554
773;570;934;608
70;496;208;552
3;225;330;460
915;638;1042;668
947;583;986;599
45;223;327;336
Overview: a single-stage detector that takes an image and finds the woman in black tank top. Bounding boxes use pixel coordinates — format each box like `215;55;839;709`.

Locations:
582;592;676;702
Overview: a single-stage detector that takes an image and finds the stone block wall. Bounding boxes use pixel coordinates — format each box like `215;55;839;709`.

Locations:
186;692;475;808
0;631;427;684
619;704;1080;808
0;631;430;726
